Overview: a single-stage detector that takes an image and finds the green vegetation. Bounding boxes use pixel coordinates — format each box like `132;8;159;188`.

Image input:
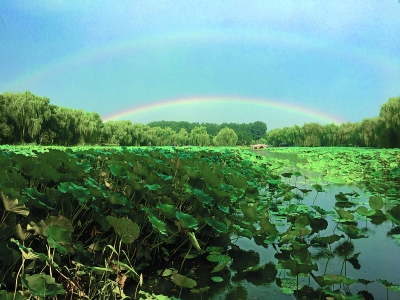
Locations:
0;91;266;146
0;145;400;299
266;95;400;147
2;91;400;148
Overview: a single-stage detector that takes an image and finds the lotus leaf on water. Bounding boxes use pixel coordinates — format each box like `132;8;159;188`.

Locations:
211;276;224;283
171;274;197;288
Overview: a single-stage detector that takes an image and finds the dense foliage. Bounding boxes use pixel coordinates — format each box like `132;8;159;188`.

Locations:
0;91;266;146
1;91;400;148
265;96;400;148
0;146;278;299
1;146;400;299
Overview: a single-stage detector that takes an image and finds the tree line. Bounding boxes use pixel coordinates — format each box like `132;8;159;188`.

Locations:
0;91;399;148
265;95;400;148
0;91;266;146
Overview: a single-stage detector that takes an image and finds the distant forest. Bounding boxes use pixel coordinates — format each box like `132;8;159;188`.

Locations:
0;91;399;148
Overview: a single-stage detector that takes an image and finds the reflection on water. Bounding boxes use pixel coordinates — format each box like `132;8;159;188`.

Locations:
238;149;400;299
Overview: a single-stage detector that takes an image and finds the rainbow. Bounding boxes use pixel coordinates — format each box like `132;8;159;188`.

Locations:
102;96;345;124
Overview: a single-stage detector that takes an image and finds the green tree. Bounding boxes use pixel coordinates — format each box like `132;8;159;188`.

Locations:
379;96;400;147
322;123;338;146
175;128;189;146
213;127;238;146
189;126;210;146
101;120;134;145
301;123;323;147
3;91;51;143
0;94;13;143
250;121;267;142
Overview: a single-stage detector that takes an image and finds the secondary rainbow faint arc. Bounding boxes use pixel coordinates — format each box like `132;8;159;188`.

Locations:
5;27;396;90
102;96;345;124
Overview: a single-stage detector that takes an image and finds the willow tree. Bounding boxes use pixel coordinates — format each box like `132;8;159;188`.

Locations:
190;126;210;146
213;127;238;146
101;120;135;145
131;123;152;146
0;94;13;143
54;106;76;145
301;123;323;147
3;91;51;143
379;96;400;147
322;123;338;146
174;128;189;146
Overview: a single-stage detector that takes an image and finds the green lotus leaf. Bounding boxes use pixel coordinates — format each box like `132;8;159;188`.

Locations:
294;216;309;228
240;202;258;220
157;268;178;277
211;259;230;273
211;276;224;283
46;236;68;254
335;192;349;202
369;195;384;210
312;184;324;193
311;205;330;215
322;274;358;286
171;274;197;288
109;164;127;178
21;274;66;297
338;225;368;239
260;216;279;242
387;205;400;225
105;190;128;206
280;278;298;294
58;182;90;203
149;215;168;235
334;208;354;220
313;234;344;245
175;211;198;230
145;184;161;191
72;185;90;203
356;206;376;217
57;182;70;193
193;189;214;206
377;279;396;287
44;225;72;244
1;191;29;216
205;217;228;234
185;167;199;179
217;205;229;213
188;232;201;250
156;204;177;218
106;216;140;244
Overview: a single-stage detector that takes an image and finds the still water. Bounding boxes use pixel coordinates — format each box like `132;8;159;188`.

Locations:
238;149;400;300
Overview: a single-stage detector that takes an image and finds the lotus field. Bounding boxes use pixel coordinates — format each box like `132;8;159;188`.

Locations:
0;145;399;299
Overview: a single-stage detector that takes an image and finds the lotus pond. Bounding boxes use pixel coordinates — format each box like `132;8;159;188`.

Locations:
0;146;399;299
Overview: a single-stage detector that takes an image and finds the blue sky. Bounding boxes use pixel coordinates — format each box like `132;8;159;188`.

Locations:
1;1;400;129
